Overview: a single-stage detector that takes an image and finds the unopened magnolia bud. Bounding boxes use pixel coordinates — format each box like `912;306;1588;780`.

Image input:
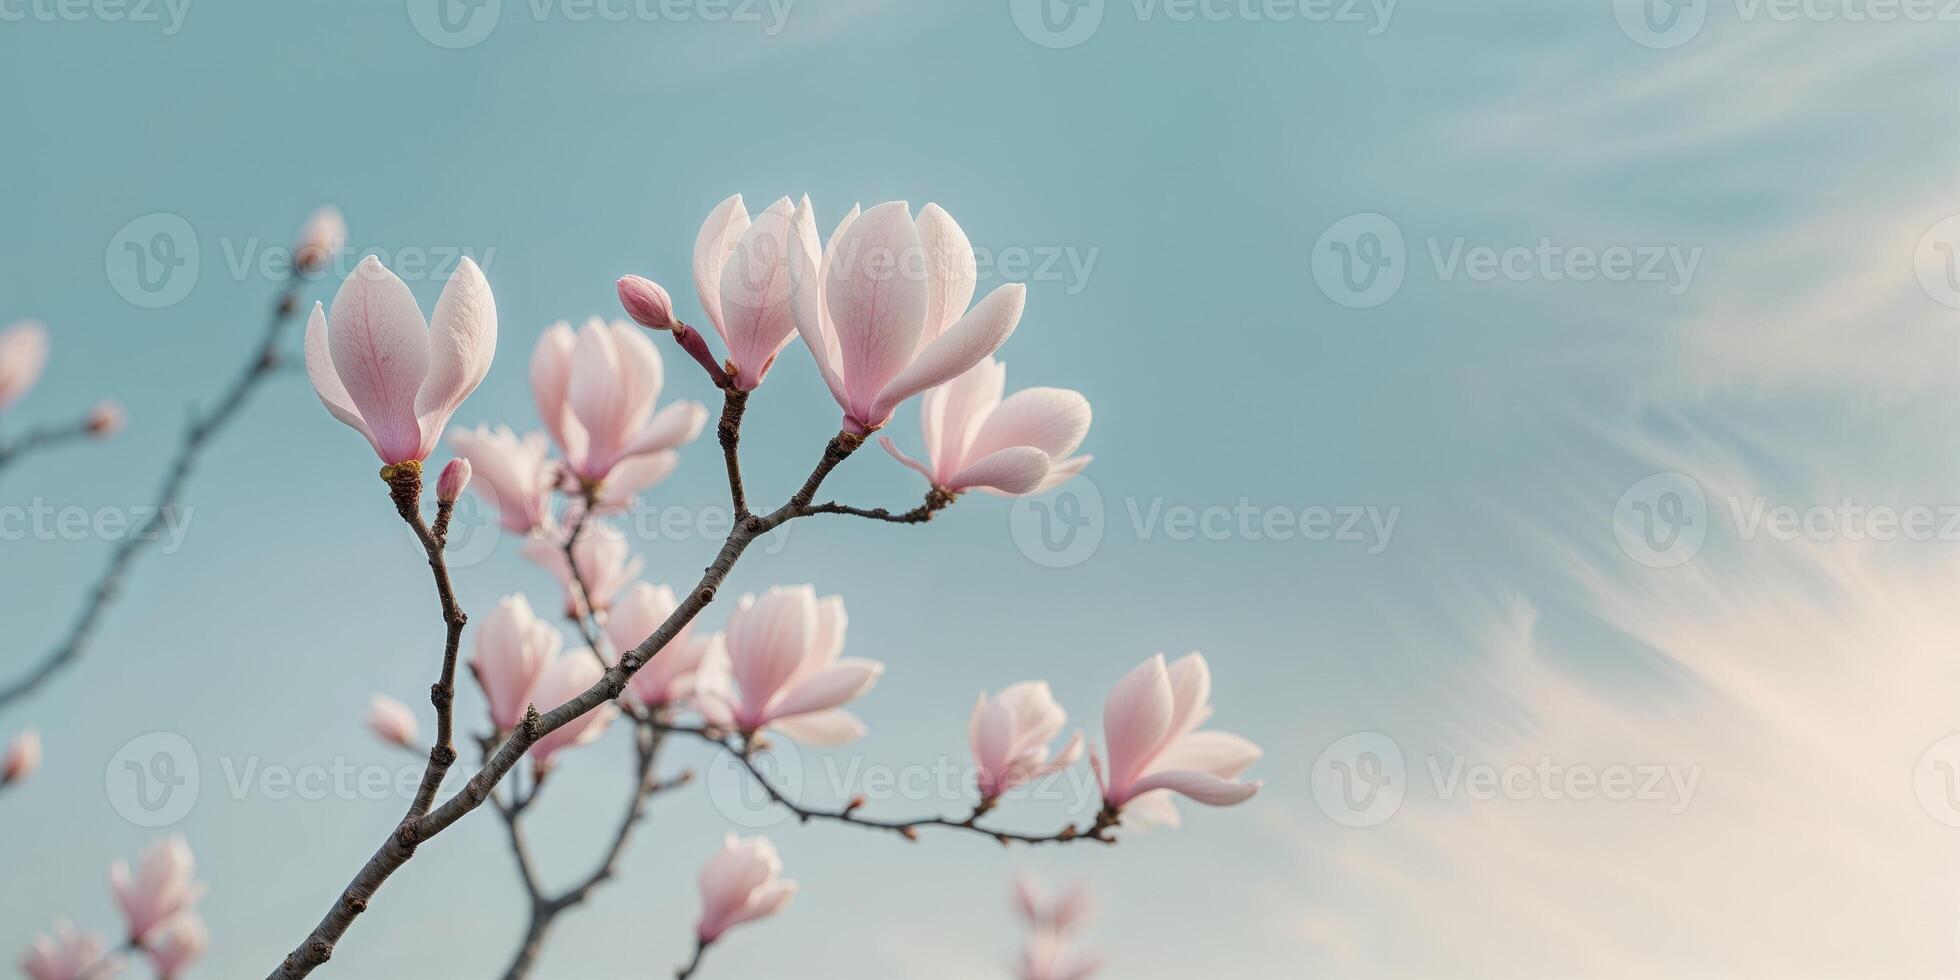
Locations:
617;275;677;330
437;457;472;504
85;400;125;438
294;206;347;274
2;729;40;784
899;826;920;842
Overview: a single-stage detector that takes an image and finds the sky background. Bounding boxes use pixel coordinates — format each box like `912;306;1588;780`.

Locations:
0;1;1956;977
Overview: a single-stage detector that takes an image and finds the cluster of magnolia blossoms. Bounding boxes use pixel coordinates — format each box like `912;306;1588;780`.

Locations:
310;194;1258;972
21;838;208;980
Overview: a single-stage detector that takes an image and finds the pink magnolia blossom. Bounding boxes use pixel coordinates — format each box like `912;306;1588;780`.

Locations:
521;521;644;616
85;400;126;438
1013;874;1094;938
0;320;49;411
615;274;676;330
1092;653;1262;826
144;912;208;979
110;836;205;943
694;833;796;943
529;318;706;484
18;921;109;980
526;652;618;771
788;200;1026;435
293;205;347;274
694;586;882;746
590;450;678;514
304;256;498;465
468;594;563;732
607;582;712;710
435;457;472;503
2;728;40;784
691;194;808;391
366;694;419;748
971;682;1084;802
448;424;555;534
1016;933;1104;980
881;356;1091;495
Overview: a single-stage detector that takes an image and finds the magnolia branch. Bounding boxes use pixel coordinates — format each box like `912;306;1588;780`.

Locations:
663;724;1119;847
0;415;96;475
0;277;305;717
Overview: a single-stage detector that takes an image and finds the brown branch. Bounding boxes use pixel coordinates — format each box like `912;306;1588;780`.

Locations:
663;725;1118;848
674;938;712;980
717;388;749;517
266;418;864;979
796;486;957;524
0;277;305;717
383;462;468;820
0;416;96;475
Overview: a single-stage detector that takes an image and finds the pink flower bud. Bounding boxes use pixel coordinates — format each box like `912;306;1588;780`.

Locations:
437;457;472;504
366;695;419;748
293;206;347;274
2;729;40;784
617;275;677;330
86;400;126;438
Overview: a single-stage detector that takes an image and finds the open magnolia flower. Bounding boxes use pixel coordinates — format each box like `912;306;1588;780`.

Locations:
145;912;208;979
607;582;714;711
971;681;1084;803
1092;653;1262;827
521;521;644;616
530;318;706;485
1013;874;1094;938
694;586;883;746
449;424;555;534
468;594;563;732
789;200;1026;435
110;836;205;943
687;194;807;391
304;256;497;466
694;834;796;943
0;320;49;411
18;920;109;980
527;652;617;771
881;356;1091;495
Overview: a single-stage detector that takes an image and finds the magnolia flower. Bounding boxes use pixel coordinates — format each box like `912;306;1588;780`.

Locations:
694;833;796;943
145;912;208;979
304;256;498;465
530;318;706;485
527;652;618;770
607;582;713;710
694;586;882;746
1016;933;1104;980
2;728;40;784
85;400;127;438
0;320;49;411
448;424;555;534
522;521;644;616
435;457;472;504
881;356;1090;495
591;450;678;514
18;921;109;980
293;205;347;274
366;694;419;748
972;682;1084;803
1013;874;1093;938
468;594;562;732
788;200;1025;435
110;836;205;943
1092;653;1262;827
688;194;807;391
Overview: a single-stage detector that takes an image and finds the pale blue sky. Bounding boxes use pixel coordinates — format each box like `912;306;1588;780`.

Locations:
0;2;1955;978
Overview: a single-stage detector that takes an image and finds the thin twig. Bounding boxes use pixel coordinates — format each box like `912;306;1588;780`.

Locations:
674;938;712;980
0;276;304;717
717;388;749;517
663;724;1119;847
0;417;96;475
382;462;469;821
